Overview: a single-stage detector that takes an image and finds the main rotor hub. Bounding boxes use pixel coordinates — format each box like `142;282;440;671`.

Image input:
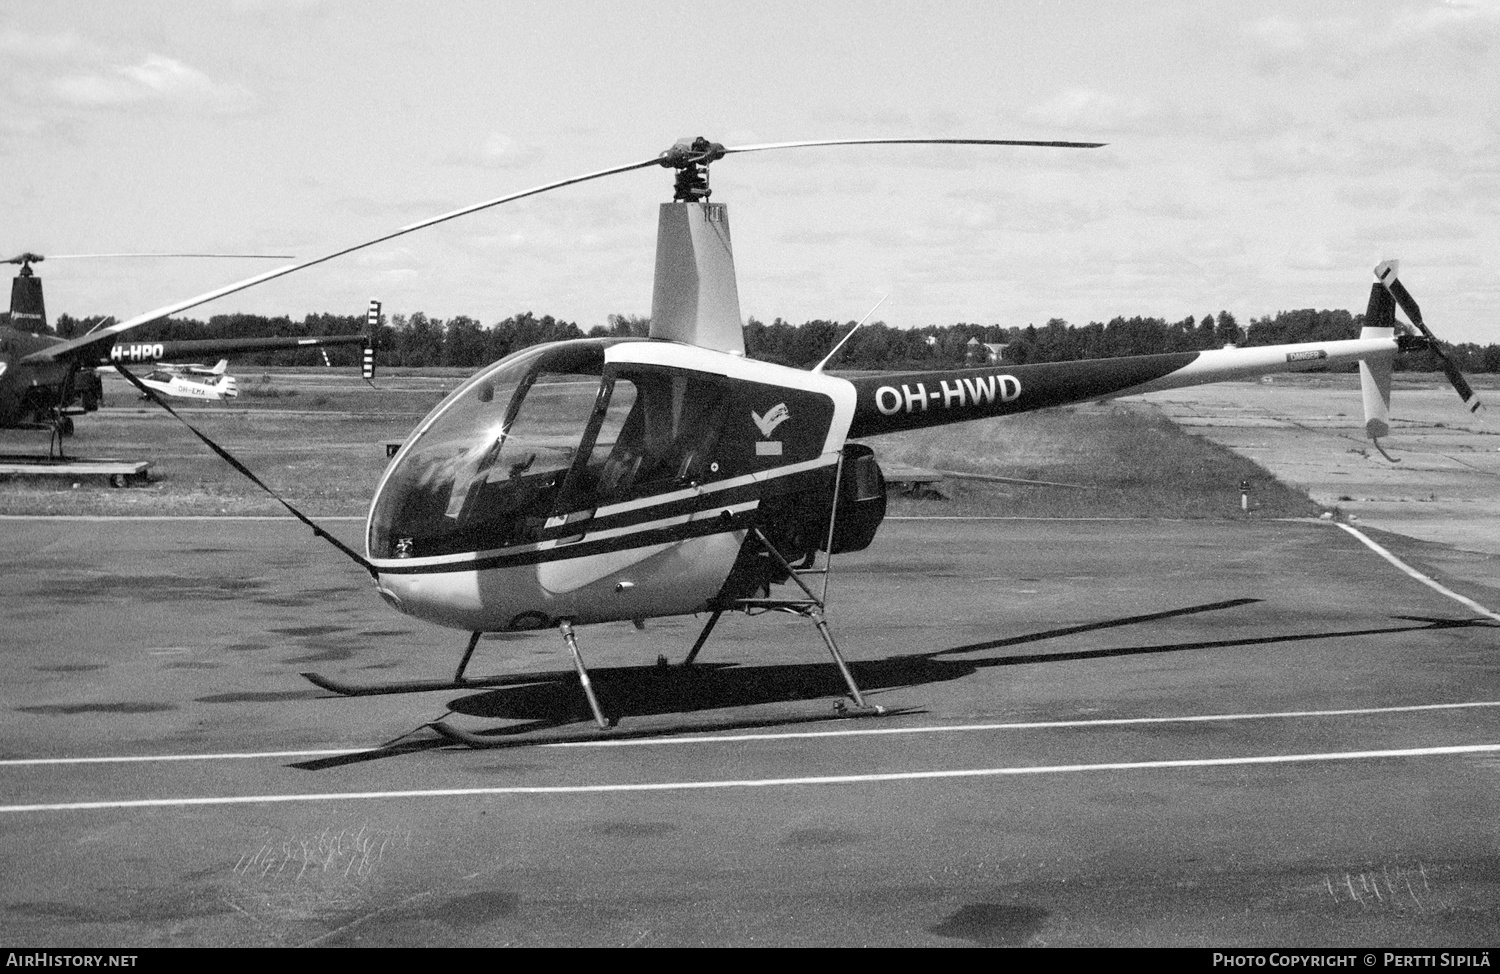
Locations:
657;137;727;202
6;252;44;275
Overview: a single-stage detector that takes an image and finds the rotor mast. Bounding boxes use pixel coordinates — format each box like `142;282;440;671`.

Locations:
650;137;746;355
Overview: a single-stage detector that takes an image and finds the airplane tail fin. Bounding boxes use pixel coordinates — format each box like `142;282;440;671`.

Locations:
363;299;380;384
210;359;229;375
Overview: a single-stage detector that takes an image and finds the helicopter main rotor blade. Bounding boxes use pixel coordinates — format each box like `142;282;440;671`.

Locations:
24;154;667;363
724;137;1106;154
44;252;296;260
1375;260;1485;415
5;252;295;265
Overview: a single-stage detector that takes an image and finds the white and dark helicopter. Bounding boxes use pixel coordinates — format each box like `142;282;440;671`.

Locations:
65;137;1486;745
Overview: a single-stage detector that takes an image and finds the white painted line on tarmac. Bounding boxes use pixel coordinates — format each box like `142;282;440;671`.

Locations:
0;514;366;522
4;514;1145;523
0;748;364;767
2;514;1095;523
563;699;1500;748
886;516;1148;521
1336;523;1500;623
4;700;1496;767
5;742;1499;814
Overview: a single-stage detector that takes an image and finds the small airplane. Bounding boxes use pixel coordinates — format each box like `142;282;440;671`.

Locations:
134;359;238;402
62;137;1488;745
0;252;376;443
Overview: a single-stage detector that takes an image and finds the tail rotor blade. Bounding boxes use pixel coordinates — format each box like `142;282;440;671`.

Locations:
1375;260;1428;336
1436;353;1482;414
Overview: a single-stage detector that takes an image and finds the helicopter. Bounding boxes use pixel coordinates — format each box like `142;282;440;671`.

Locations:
82;137;1486;745
0;253;375;444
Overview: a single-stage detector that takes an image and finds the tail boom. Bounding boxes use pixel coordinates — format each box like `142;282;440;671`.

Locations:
847;338;1399;437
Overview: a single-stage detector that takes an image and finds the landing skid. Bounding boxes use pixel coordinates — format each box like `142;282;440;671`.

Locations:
303;630;513;697
428;704;905;750
302;671;530;697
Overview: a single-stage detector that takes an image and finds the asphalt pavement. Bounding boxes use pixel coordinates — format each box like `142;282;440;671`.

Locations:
2;515;1497;947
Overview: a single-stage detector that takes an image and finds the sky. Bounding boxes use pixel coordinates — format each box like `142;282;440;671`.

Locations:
3;0;1498;343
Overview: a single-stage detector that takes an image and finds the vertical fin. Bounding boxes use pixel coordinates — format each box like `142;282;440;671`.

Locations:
9;268;47;331
649;202;745;354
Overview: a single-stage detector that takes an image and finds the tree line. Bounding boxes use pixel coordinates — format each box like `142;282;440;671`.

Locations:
26;305;1500;374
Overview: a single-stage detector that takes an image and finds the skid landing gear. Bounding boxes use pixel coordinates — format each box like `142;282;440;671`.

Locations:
425;610;897;748
308;526;890;747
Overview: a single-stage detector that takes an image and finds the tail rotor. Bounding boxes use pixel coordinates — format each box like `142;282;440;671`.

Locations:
363;299;380;385
1374;260;1485;416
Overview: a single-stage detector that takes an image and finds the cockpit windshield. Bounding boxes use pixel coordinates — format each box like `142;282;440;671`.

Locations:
368;342;606;558
368;339;732;560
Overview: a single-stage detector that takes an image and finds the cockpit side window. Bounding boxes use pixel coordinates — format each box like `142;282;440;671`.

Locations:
438;371;597;539
561;366;727;505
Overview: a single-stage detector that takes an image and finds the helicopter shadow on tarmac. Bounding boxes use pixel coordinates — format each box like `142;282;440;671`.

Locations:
291;599;1492;768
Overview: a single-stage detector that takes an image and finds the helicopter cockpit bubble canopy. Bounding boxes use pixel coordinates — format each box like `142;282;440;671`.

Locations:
367;338;858;563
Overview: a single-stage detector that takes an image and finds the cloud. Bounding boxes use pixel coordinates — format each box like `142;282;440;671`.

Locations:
1391;0;1500;58
1245;2;1500;76
1023;88;1167;135
445;132;544;170
50;54;254;113
1226;130;1435;183
1283;246;1339;271
0;29;105;61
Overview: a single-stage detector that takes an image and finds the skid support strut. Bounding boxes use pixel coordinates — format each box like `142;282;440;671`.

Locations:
737;527;882;714
559;619;611;730
807;606;869;710
682;609;723;667
454;631;481;683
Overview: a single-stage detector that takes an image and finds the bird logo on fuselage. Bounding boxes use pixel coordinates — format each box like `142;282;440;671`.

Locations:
752;403;790;438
